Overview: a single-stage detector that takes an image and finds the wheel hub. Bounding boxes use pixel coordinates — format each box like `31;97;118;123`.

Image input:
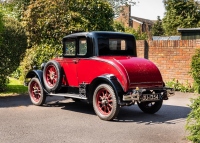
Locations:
49;71;55;80
101;99;108;106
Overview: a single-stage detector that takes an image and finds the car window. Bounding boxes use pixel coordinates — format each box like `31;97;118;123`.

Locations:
109;39;126;50
78;38;87;56
64;40;76;56
98;38;134;56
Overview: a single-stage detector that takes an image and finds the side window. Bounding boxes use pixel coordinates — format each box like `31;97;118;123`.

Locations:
64;40;76;56
78;38;87;56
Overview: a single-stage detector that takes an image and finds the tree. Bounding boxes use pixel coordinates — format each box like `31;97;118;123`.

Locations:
0;0;30;20
0;16;27;91
151;16;165;36
162;0;200;35
23;0;114;46
107;0;136;17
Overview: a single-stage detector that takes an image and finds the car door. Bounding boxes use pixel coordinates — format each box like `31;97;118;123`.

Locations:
62;37;88;87
61;38;79;87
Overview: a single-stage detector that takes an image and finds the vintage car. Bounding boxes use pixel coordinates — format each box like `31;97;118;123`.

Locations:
25;31;174;121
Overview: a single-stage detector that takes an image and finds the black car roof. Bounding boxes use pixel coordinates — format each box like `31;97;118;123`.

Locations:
63;31;134;39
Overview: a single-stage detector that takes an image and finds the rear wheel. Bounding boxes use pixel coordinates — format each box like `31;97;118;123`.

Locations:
93;84;119;121
28;78;46;106
137;100;163;114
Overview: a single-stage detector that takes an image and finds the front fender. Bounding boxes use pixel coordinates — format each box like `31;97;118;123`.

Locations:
24;70;48;93
88;74;124;104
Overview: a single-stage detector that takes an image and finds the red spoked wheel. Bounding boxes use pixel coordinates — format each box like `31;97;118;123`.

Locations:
28;78;46;106
93;84;119;121
43;60;62;92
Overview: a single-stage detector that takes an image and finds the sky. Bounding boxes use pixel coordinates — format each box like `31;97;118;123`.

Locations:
131;0;166;20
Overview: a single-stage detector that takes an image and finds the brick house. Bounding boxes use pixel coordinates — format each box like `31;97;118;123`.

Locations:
115;5;154;33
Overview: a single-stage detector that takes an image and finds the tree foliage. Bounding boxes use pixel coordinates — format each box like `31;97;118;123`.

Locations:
106;0;136;17
190;49;200;93
162;0;200;35
23;0;114;46
0;16;27;91
0;0;30;20
151;16;164;36
113;21;147;40
186;96;200;143
19;43;62;81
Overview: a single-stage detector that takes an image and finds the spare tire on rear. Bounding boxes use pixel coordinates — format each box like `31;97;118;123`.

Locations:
43;60;63;92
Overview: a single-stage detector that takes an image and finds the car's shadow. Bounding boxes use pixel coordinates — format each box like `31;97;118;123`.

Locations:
0;95;191;124
44;99;191;124
0;94;32;107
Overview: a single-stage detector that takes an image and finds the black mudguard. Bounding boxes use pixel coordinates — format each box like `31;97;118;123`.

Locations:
25;70;48;94
88;74;124;104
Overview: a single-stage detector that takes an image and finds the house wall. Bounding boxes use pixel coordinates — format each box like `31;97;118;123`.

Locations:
132;21;141;31
115;5;130;27
136;39;200;85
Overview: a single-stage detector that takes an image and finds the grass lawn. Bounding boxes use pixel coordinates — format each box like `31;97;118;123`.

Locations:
0;77;28;96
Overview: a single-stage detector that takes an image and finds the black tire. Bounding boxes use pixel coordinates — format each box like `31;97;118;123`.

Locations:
43;60;62;92
93;84;120;121
137;100;163;114
28;78;46;106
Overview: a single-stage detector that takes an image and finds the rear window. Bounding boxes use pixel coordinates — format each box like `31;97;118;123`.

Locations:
98;38;135;56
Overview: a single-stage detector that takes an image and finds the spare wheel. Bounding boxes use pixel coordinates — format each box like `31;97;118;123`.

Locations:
43;60;63;92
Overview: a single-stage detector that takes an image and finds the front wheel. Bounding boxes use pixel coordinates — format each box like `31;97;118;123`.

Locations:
137;100;163;114
28;78;46;106
93;84;119;121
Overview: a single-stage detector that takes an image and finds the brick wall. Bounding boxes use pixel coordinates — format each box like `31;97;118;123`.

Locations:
136;39;200;85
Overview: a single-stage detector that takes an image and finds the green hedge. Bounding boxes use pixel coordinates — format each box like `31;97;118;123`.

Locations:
191;49;200;93
0;16;27;91
186;96;200;143
186;49;200;142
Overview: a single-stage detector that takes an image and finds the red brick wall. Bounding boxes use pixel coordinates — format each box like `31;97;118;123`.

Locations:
136;39;200;85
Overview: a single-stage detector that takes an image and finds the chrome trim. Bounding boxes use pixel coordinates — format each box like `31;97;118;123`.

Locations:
49;93;87;99
122;87;174;102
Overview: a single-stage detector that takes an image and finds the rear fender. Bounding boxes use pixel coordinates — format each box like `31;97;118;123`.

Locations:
25;70;48;94
88;74;124;104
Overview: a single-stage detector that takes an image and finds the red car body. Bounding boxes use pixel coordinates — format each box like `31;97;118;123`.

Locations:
25;31;174;121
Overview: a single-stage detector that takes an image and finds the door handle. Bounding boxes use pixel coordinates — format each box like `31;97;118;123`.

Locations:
72;59;79;64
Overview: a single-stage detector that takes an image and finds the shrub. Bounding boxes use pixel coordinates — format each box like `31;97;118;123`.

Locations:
166;79;194;93
19;43;62;81
185;48;200;143
191;49;200;93
186;96;200;143
0;11;7;91
0;16;27;91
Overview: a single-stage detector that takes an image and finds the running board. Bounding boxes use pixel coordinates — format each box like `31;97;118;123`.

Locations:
48;93;87;100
